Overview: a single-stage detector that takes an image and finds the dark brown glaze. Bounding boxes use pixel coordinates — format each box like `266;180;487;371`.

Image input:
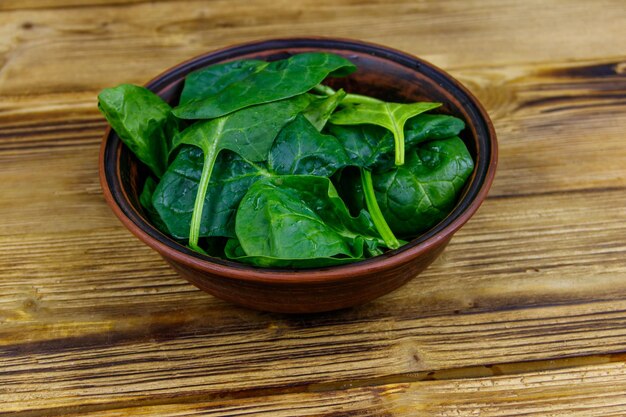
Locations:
99;37;498;313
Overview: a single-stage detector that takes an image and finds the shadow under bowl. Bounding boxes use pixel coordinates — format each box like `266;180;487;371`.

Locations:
100;37;497;313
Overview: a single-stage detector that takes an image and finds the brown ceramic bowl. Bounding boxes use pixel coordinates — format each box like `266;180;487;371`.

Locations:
99;37;497;313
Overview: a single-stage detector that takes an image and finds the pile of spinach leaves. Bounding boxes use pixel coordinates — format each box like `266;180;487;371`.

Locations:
99;52;474;268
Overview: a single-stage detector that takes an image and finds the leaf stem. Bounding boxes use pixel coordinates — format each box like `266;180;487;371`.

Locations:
312;84;383;105
341;93;384;105
393;125;405;166
360;168;400;249
188;147;218;253
312;84;336;96
383;103;406;166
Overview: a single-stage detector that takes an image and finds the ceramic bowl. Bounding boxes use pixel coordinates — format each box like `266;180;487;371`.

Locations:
100;37;497;313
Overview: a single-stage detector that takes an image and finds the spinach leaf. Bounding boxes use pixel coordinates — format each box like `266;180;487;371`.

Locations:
139;176;170;234
152;146;268;239
372;137;474;237
179;59;268;106
405;114;465;147
322;124;400;248
329;114;465;172
326;124;395;171
232;175;384;267
329;115;468;247
302;89;346;131
235;179;354;260
329;101;441;165
268;114;350;177
268;116;399;249
173;53;355;119
172;94;312;251
98;84;178;177
224;238;367;268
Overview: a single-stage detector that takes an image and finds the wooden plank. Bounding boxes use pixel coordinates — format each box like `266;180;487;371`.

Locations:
0;0;174;12
22;359;626;417
0;0;625;99
454;59;626;197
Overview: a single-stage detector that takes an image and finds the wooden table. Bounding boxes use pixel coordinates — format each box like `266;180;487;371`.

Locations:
1;1;625;415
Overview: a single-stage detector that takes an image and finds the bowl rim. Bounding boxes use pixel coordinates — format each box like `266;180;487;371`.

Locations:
99;36;497;284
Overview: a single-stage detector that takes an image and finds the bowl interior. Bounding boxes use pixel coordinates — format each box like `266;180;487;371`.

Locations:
104;38;493;273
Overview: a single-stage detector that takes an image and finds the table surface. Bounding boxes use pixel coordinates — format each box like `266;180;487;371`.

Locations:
1;1;625;415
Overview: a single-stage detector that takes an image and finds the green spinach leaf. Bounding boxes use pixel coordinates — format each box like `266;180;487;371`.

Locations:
302;88;346;131
323;124;400;248
152;146;268;239
173;53;355;119
329;101;441;165
329;114;465;172
326;124;395;171
232;175;384;267
372;137;474;237
405;114;465;147
172;94;312;251
224;238;367;268
268;114;350;177
178;59;268;106
98;84;178;177
329;115;468;247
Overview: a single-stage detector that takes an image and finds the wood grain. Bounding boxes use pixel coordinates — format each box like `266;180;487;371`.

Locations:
0;0;625;97
1;0;625;415
19;360;626;417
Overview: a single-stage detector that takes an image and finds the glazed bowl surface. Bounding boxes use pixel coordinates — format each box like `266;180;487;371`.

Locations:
100;37;497;313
